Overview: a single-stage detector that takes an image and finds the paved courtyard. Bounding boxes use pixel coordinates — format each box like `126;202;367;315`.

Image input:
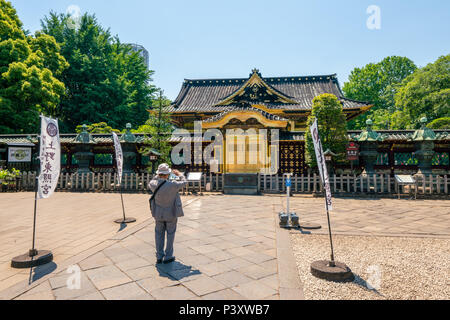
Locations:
0;192;448;300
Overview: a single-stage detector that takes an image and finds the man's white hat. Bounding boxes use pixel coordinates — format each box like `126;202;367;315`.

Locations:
156;163;171;175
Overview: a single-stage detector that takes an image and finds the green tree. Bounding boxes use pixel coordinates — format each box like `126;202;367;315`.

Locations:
75;122;119;133
134;92;173;165
305;94;348;168
343;56;417;130
427;117;450;129
40;12;157;132
0;0;67;133
394;54;450;129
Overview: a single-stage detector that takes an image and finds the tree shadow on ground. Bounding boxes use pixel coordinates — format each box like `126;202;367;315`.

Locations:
155;260;201;281
28;262;57;284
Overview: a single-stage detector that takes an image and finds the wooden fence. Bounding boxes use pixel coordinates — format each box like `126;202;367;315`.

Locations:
8;172;450;196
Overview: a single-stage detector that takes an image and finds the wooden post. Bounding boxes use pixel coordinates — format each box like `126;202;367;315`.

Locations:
445;175;448;194
313;173;317;193
429;175;433;194
307;174;311;192
423;174;426;194
387;175;391;194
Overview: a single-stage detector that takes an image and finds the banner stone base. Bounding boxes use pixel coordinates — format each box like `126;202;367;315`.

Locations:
114;217;136;224
310;260;354;282
11;250;53;269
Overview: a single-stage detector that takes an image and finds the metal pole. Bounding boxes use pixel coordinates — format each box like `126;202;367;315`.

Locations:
120;180;126;221
29;138;41;257
318;137;336;267
286;184;290;215
29;176;38;257
324;195;335;266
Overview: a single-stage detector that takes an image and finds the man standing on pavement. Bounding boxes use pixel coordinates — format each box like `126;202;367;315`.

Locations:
148;163;187;264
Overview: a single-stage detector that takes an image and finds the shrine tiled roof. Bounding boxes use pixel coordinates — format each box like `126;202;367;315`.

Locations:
0;134;148;144
281;130;450;141
167;70;371;113
202;106;288;123
1;130;448;145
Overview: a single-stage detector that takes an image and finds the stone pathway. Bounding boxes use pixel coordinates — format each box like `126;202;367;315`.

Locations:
1;195;302;300
1;193;448;300
0;192;193;292
280;196;450;238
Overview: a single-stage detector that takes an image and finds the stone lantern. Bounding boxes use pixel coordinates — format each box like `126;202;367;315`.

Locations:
119;123;138;174
356;119;383;175
411;117;436;175
323;149;337;175
73;125;96;173
144;148;161;174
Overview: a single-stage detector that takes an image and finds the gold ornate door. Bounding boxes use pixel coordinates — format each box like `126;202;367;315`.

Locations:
224;129;269;173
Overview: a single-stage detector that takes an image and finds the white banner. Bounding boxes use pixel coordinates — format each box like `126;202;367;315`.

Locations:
8;147;32;162
112;132;123;184
37;116;60;199
310;119;333;210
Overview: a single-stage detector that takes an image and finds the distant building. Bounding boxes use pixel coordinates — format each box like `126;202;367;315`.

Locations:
127;43;149;69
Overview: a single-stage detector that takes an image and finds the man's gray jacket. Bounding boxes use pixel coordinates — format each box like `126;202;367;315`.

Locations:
148;175;187;220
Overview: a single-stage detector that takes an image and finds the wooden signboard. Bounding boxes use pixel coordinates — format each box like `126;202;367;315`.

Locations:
346;142;359;161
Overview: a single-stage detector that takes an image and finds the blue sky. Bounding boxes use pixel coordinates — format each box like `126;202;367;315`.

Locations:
11;0;450;100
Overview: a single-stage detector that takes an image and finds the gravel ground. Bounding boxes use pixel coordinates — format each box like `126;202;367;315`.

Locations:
291;234;450;300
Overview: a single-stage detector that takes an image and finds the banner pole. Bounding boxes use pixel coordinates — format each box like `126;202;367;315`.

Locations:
317;130;336;266
309;118;353;282
11;117;53;268
29;176;39;257
324;190;335;266
120;180;126;221
112;130;136;225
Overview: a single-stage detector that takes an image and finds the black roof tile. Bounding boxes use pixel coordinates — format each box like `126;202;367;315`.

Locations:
167;72;370;113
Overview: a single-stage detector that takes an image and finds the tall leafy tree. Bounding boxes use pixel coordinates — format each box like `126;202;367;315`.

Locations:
427;117;450;129
305;94;348;168
40;12;157;132
343;56;417;130
394;54;450;129
133;91;173;166
75;122;119;133
0;0;67;133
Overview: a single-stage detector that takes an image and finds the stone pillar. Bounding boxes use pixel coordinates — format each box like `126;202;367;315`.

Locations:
120;123;137;174
412;117;436;175
74;145;94;173
73;125;96;173
359;142;378;175
356;119;383;175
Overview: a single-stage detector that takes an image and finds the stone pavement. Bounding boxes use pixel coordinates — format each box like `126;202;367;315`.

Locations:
0;193;448;300
279;196;450;238
0;192;192;292
1;194;303;300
